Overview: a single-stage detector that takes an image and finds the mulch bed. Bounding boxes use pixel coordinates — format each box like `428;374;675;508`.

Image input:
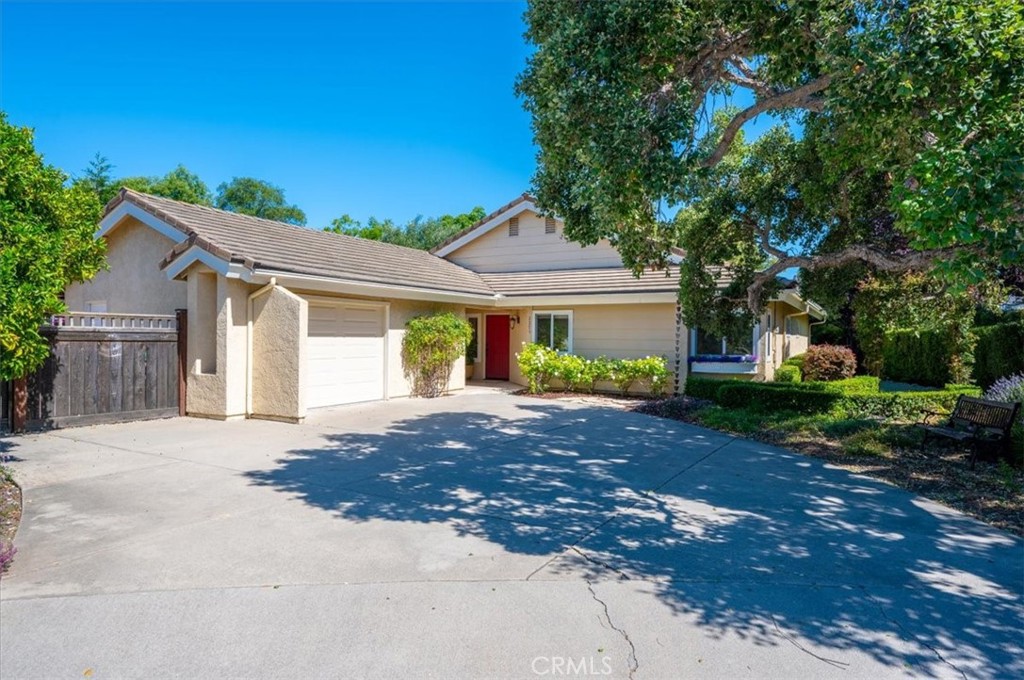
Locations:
0;470;21;576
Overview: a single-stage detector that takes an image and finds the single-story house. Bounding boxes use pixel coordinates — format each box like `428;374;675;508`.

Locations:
64;189;823;422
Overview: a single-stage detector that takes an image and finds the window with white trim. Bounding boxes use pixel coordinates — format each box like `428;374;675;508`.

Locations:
533;311;572;352
692;326;755;357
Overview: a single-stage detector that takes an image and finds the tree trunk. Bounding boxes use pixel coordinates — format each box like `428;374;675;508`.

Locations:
12;377;27;433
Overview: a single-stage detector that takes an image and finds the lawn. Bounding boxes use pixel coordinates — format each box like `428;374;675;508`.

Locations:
635;376;1024;536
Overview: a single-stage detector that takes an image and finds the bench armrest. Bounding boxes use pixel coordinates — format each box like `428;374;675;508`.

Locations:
916;410;946;426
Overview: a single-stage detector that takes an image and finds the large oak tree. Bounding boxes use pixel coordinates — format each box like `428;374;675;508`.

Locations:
517;0;1023;336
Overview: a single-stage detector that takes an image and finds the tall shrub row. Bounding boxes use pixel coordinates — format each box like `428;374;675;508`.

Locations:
517;343;670;396
973;321;1024;388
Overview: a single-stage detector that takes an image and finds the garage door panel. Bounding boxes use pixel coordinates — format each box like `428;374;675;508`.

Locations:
305;300;386;408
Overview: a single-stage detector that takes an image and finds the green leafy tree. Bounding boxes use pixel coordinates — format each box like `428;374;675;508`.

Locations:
120;165;213;205
78;152;116;204
325;206;486;251
0;115;106;380
518;0;1024;333
215;177;305;225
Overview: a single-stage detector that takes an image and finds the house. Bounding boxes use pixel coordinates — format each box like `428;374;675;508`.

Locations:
64;189;822;423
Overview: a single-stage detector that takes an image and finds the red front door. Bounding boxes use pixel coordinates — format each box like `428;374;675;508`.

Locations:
485;315;511;380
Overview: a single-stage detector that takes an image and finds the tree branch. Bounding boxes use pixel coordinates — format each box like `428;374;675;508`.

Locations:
745;241;960;312
701;75;833;168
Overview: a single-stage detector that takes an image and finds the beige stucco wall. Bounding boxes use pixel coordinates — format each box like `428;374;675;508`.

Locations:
65;217;186;314
251;286;308;422
480;303;683;393
185;270;249;419
445;211;623;273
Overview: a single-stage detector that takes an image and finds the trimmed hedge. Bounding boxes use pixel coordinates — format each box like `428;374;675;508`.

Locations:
717;382;841;414
881;329;951;387
774;365;801;383
973;321;1024;388
686;374;980;420
517;343;670;395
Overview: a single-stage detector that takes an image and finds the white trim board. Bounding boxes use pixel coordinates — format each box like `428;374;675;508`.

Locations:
97;201;185;242
164;245;252;281
433;200;539;257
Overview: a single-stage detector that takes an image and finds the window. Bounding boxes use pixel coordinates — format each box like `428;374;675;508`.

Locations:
692;327;754;357
785;315;804;335
533;311;572;352
545;216;556;234
508;217;519;237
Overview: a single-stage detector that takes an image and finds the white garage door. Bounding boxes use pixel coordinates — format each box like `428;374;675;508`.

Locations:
306;300;386;408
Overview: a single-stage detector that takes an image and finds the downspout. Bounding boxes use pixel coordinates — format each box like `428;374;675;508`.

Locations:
246;277;277;417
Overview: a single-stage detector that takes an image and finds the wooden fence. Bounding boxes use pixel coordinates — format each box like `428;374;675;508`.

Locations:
2;312;185;431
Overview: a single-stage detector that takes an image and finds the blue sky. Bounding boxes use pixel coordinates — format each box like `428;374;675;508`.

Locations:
2;1;536;228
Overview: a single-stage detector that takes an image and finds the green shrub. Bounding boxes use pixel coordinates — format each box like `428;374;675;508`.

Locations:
716;382;841;414
835;390;974;421
550;353;593;392
881;329;953;387
401;312;474;398
781;354;805;371
632;356;671;396
685;376;729;401
973;321;1024;388
774;365;801;383
517;347;670;396
517;343;558;394
803;344;857;381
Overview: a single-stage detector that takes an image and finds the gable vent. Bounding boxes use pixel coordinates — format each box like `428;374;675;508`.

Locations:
508;217;519;237
545;216;556;234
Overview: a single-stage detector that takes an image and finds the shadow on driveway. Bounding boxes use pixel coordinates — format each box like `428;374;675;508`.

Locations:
246;402;1024;678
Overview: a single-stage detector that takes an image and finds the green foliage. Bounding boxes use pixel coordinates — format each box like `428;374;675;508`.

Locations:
120;165;213;205
324;206;486;251
518;0;1024;336
973;322;1024;388
517;342;557;394
882;329;955;387
774;365;802;383
215;177;305;225
0;114;106;380
685;376;731;401
78;153;115;204
803;345;857;382
717;383;842;414
516;344;670;396
400;312;473;398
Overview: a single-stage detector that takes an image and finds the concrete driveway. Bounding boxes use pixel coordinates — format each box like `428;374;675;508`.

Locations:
1;387;1021;679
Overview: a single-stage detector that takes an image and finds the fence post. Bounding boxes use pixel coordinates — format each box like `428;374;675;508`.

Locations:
12;377;27;433
176;308;187;416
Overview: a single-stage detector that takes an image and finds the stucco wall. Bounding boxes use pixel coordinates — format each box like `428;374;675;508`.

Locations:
251;286;307;422
445;211;623;273
492;303;682;391
65;217;186;314
185;271;249;419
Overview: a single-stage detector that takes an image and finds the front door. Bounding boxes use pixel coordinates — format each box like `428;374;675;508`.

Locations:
485;315;510;380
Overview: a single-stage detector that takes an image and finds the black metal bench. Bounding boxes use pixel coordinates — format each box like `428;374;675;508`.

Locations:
918;395;1021;467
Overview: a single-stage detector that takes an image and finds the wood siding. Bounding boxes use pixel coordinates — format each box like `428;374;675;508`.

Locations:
16;327;179;430
445;212;623;273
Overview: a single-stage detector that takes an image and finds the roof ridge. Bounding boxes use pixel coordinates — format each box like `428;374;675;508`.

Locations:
429;192;537;254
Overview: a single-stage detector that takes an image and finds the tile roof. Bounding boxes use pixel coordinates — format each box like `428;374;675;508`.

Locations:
481;266;715;297
108;189;495;296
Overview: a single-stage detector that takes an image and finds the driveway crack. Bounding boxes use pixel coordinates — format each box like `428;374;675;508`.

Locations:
769;615;850;670
569;546;631;581
862;588;967;680
585;580;638;680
